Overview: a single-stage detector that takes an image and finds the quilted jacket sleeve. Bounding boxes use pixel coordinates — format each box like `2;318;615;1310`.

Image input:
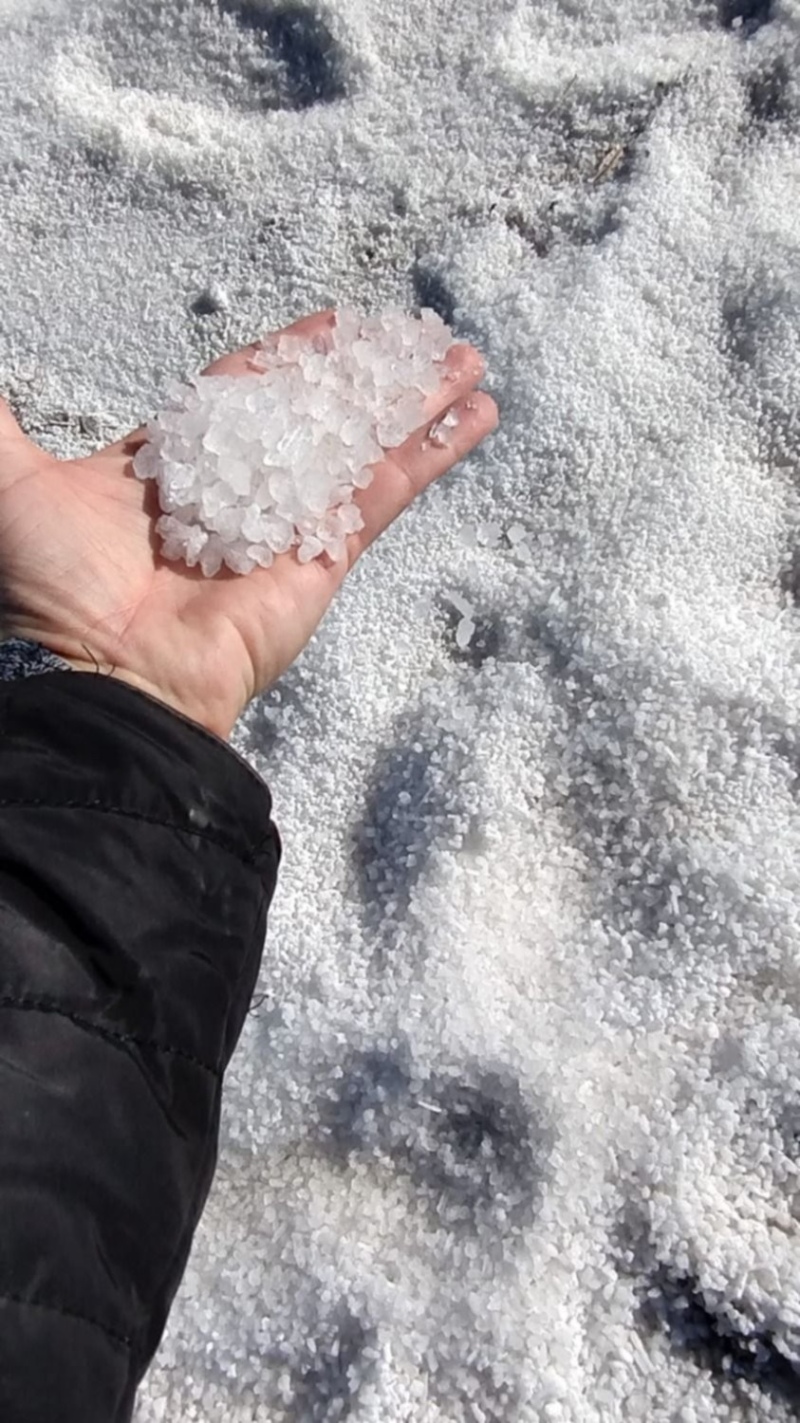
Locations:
0;670;280;1423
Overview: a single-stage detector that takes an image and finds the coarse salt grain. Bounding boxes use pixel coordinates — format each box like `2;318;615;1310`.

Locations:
133;306;457;575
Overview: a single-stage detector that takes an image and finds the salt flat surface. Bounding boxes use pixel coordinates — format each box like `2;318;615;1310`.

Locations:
3;1;800;1419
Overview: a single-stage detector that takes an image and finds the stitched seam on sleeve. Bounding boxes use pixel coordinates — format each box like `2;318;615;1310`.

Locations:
0;1290;132;1348
0;996;221;1077
0;798;269;869
40;671;270;796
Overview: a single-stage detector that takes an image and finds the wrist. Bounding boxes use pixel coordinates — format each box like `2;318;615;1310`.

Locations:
1;635;242;741
61;658;228;739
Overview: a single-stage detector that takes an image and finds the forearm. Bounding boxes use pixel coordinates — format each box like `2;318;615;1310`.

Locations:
0;671;279;1423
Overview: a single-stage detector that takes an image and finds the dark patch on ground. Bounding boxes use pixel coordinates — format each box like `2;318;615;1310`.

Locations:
501;82;674;254
190;288;225;316
218;0;348;108
640;1270;800;1407
95;0;348;115
719;0;773;37
321;1044;413;1154
442;599;505;671
427;1354;520;1423
244;667;307;763
503;205;553;257
320;1048;547;1232
288;1300;375;1420
778;1101;800;1160
779;549;800;606
525;606;598;686
352;723;460;938
413;1072;543;1226
411;264;456;327
721;289;762;368
746;59;793;124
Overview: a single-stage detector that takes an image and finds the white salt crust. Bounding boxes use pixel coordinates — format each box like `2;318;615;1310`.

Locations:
132;307;454;577
4;2;800;1420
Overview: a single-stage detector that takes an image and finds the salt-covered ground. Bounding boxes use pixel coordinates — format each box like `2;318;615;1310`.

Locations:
3;1;800;1419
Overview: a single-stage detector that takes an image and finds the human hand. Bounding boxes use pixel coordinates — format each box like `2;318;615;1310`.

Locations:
0;311;498;741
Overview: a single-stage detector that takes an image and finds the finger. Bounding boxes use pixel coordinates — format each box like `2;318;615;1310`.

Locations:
211;391;497;682
347;390;500;561
428;340;485;411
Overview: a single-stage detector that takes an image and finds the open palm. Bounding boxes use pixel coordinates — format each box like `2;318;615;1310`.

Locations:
0;311;497;740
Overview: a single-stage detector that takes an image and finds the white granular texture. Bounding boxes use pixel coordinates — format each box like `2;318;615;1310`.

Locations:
132;307;454;577
7;0;800;1420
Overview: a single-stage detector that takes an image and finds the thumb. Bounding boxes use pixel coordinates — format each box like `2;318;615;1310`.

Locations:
0;395;26;442
0;395;46;482
0;394;41;453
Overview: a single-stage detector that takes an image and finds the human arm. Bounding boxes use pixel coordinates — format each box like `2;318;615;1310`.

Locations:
0;666;279;1423
0;309;496;1419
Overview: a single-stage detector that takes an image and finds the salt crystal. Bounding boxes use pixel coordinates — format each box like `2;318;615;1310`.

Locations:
337;503;365;534
199;542;225;578
133;443;162;481
456;618;476;649
324;537;347;562
200;482;232;521
262;514;295;553
477;521;502;546
224;546;257;575
240;506;266;543
183;525;208;565
246;544;275;569
214;507;244;543
297;536;324;563
444;591;474;619
428;420;450;448
137;305;462;575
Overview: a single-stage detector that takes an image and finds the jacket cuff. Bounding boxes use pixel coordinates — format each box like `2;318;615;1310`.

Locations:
0;670;280;1072
0;670;277;873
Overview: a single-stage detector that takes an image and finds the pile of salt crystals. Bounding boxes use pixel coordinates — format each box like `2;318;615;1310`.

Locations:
133;306;457;578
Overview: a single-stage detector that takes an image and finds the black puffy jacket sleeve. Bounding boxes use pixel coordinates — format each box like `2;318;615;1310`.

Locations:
0;670;280;1423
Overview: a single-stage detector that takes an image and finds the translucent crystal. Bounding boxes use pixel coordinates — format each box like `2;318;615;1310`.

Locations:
262;515;295;553
336;503;365;534
224;546;257;575
133;442;162;481
428;419;450;448
199;541;225;578
214;507;244;543
143;304;458;575
456;618;476;649
297;535;324;563
200;481;232;521
247;544;275;569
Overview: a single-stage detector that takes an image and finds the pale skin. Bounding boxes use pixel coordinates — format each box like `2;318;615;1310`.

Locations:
0;309;498;741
